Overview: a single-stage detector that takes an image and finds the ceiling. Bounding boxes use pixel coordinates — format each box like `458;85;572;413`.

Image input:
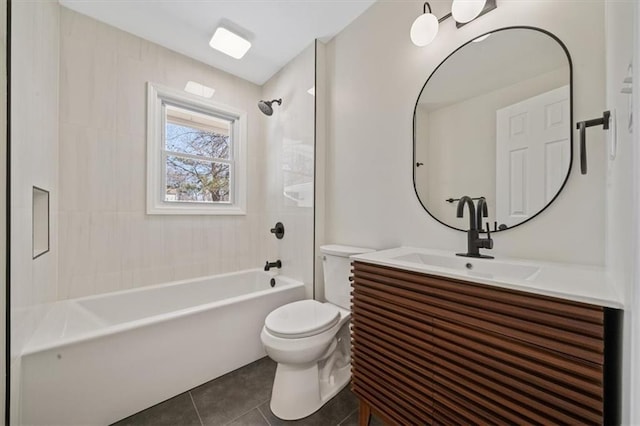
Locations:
58;0;376;86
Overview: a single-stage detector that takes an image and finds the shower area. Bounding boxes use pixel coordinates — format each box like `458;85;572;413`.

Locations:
9;3;326;424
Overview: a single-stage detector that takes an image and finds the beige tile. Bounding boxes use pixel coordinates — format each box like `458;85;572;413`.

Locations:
114;132;146;213
163;216;194;267
173;264;206;282
118;213;144;271
68;273;95;299
11;207;33;309
91;49;117;131
92;271;122;296
60;35;94;126
190;217;208;265
88;212;121;275
157;49;196;91
120;269;135;290
143;215;166;269
116;29;142;60
59;124;92;212
60;8;97;41
94;17;118;53
52;4;314;304
88;129;118;212
133;267;174;288
115;56;147;136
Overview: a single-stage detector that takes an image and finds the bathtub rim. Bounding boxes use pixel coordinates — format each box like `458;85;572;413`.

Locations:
23;268;305;356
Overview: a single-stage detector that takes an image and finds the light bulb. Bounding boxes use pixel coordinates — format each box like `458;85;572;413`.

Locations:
410;13;439;47
451;0;487;24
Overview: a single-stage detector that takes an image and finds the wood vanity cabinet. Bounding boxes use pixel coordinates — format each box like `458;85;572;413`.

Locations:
350;261;621;426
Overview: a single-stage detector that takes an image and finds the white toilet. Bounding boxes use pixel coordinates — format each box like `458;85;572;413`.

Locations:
260;244;373;420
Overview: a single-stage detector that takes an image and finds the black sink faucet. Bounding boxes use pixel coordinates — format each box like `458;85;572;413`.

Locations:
476;197;489;232
456;196;494;259
264;260;282;271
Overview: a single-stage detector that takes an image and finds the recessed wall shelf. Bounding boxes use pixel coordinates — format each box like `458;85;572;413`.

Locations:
32;186;50;259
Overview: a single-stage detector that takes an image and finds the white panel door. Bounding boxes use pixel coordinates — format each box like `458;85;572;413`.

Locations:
496;85;570;227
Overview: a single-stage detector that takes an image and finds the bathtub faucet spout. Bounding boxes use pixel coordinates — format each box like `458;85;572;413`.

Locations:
264;260;282;271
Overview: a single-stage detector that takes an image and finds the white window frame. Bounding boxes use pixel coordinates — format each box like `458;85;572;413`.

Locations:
146;82;247;215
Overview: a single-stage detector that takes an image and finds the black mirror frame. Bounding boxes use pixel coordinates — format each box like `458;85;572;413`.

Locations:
412;26;574;233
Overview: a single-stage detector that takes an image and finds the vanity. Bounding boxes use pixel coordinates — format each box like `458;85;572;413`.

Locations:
349;247;622;426
357;13;623;425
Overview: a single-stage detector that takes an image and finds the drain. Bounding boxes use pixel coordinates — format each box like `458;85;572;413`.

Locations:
466;263;473;270
270;278;276;288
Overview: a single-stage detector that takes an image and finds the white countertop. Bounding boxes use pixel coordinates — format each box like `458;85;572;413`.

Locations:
350;247;623;309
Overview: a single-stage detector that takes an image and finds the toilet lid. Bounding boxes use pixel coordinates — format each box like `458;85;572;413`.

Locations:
265;300;340;338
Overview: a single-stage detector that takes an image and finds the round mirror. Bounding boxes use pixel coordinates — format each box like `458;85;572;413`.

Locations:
413;27;572;232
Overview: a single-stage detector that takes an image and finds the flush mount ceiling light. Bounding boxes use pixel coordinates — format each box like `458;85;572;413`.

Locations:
410;0;497;47
209;27;251;59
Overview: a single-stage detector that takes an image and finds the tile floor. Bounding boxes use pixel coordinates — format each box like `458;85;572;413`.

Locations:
112;357;384;426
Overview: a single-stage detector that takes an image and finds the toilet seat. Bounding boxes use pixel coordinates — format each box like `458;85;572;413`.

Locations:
265;300;340;339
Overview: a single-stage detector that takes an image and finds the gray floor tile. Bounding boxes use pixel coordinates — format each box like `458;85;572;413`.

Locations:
110;392;201;426
227;408;270;426
338;409;385;426
258;385;359;426
191;357;277;426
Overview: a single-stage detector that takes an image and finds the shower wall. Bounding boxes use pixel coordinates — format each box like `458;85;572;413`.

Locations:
57;8;271;299
12;6;317;421
10;1;60;422
261;43;316;298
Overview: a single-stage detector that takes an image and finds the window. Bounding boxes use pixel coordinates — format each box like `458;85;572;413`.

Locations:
147;82;247;215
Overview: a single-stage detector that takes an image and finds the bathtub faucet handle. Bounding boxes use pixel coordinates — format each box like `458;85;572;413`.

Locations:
264;260;282;271
270;222;285;239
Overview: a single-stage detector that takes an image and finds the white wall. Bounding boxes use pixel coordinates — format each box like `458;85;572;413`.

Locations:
604;1;637;424
326;0;606;265
57;8;270;299
262;43;315;298
10;1;60;423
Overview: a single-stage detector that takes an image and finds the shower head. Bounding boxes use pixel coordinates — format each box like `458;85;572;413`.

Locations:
258;98;282;116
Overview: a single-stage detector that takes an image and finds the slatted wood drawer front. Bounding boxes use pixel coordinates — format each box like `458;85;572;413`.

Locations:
351;261;608;426
351;264;436;424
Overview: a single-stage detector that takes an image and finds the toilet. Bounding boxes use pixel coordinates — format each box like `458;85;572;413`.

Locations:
260;244;373;420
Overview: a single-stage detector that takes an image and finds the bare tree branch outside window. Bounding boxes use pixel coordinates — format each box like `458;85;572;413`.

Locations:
164;122;231;203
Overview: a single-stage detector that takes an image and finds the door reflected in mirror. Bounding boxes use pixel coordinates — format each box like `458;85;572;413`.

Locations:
413;27;572;232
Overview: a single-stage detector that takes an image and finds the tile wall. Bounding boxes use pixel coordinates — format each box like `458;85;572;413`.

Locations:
10;1;60;422
12;6;318;421
58;8;272;298
262;43;316;298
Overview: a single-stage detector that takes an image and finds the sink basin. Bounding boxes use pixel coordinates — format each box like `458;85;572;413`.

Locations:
391;252;540;281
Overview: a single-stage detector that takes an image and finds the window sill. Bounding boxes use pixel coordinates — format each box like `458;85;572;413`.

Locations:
146;203;246;216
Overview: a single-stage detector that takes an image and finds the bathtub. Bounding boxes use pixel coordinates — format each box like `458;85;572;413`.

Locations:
20;269;305;425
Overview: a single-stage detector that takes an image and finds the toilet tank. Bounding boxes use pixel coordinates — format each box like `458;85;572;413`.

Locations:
321;245;374;309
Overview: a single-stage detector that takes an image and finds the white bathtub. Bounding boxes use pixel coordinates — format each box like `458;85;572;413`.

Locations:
20;269;305;425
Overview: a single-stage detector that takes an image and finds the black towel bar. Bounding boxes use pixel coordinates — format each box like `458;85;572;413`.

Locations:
576;111;610;175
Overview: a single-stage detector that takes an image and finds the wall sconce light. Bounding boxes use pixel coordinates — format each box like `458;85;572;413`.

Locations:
410;0;497;47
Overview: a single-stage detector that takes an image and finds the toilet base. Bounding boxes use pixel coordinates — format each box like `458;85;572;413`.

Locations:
269;360;351;420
